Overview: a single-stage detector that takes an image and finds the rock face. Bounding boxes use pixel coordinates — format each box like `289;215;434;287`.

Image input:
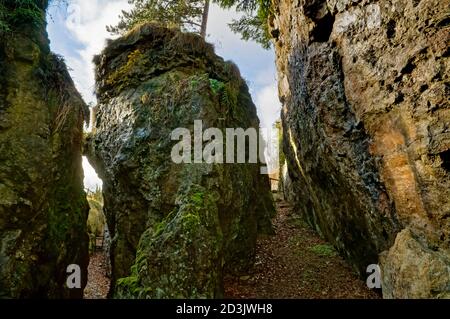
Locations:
0;1;89;298
87;24;275;298
380;229;450;298
271;0;449;298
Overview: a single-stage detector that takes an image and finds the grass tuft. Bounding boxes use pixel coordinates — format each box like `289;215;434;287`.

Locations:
309;244;337;257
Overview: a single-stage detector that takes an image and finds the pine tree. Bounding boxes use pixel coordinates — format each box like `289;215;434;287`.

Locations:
200;0;210;38
107;0;211;38
214;0;273;49
107;0;272;48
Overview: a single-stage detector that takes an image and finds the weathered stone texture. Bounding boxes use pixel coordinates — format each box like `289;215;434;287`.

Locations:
272;0;449;297
0;1;89;298
87;24;275;298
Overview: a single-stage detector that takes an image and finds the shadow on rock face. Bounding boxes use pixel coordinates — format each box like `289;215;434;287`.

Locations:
86;23;275;299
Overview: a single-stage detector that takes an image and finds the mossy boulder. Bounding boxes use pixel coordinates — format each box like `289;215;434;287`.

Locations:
87;23;275;298
116;184;223;299
0;1;89;298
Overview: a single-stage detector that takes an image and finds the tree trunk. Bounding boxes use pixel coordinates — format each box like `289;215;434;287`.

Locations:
200;0;210;38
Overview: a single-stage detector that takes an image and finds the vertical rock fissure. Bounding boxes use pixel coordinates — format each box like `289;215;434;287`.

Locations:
440;150;450;172
311;13;335;43
84;183;112;299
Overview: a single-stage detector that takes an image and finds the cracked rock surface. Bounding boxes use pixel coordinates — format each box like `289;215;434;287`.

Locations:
272;0;450;298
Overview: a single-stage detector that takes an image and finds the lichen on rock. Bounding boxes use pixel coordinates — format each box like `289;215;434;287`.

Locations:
271;0;449;298
116;184;223;299
86;23;275;298
0;0;89;298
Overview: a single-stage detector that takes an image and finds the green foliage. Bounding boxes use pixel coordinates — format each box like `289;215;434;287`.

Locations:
116;242;153;298
153;219;167;237
309;244;337;257
86;188;105;253
86;186;103;205
87;199;104;234
209;78;225;94
107;0;272;47
0;0;46;33
107;0;207;35
116;275;148;298
214;0;273;49
116;185;219;299
209;78;238;110
190;191;205;206
221;83;238;109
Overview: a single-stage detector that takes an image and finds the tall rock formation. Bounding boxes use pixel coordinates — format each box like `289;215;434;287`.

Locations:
0;1;89;298
271;0;449;298
86;24;275;298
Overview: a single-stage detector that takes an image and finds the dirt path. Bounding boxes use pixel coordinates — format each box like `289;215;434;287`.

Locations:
224;201;379;299
83;201;378;299
84;251;110;299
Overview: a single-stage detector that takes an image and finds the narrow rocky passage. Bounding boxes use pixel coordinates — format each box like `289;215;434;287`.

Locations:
224;201;379;299
84;200;378;299
84;252;110;299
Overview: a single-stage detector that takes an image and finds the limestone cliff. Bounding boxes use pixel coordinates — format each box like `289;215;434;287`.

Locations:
0;1;89;298
271;0;449;298
87;24;275;298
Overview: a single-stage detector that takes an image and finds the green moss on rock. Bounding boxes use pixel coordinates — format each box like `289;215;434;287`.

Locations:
88;24;275;298
116;185;223;299
0;5;89;298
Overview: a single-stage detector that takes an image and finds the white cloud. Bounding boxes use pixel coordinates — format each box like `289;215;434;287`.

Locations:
253;65;279;88
256;83;281;129
255;82;281;175
50;0;131;103
205;4;281;129
205;4;276;82
47;1;281;189
82;157;102;190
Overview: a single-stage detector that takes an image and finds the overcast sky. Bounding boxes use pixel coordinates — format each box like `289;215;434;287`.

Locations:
47;0;281;190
